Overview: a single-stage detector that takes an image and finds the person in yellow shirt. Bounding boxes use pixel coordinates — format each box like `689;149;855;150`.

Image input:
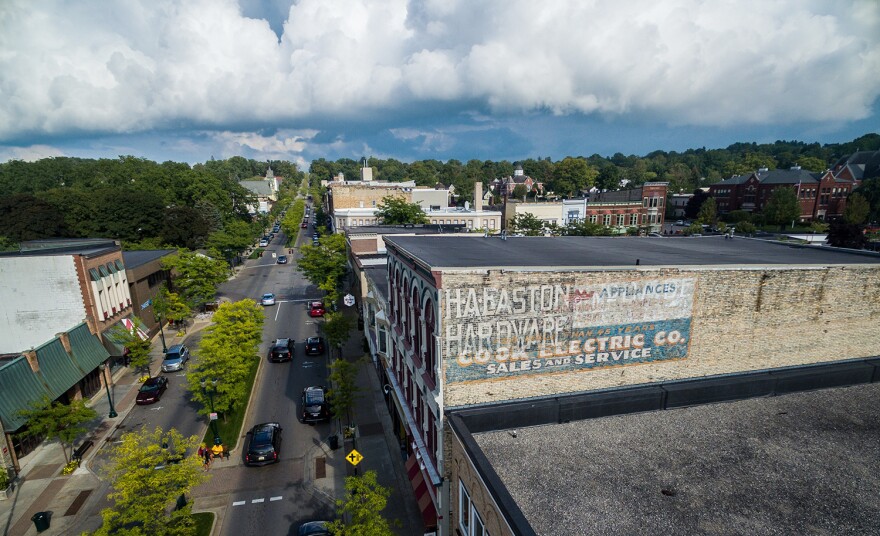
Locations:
211;442;224;460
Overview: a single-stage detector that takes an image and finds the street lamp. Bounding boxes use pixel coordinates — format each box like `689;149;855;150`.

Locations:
98;363;118;418
200;379;222;445
156;311;168;354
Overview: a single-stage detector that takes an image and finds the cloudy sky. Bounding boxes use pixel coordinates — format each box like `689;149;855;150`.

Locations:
1;0;878;169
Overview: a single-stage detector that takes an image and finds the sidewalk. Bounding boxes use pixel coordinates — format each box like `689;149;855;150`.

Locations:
309;305;424;535
0;317;214;536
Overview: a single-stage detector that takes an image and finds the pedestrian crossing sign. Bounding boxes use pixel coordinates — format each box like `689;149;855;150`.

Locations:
346;449;363;466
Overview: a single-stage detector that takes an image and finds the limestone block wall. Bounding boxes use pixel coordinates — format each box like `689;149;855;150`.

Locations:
330;184;409;209
440;265;880;407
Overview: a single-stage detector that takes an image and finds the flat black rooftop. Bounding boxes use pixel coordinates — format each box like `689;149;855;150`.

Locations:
474;382;880;535
383;235;880;269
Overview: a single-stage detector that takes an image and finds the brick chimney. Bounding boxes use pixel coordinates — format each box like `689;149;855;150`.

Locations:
24;350;39;373
475;182;483;212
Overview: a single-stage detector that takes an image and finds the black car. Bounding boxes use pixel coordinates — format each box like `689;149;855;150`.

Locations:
304;336;325;355
301;386;330;423
245;422;282;466
277;255;288;264
297;521;330;536
269;338;294;362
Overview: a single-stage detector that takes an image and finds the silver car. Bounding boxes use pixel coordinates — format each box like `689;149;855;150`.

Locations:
161;344;190;372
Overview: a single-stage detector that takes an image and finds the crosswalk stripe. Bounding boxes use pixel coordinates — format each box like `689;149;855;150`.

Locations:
232;501;245;506
269;496;282;501
252;498;265;504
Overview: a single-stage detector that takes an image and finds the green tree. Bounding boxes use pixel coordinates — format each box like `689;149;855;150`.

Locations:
152;286;191;328
162;250;230;309
795;156;829;172
297;233;348;304
187;300;264;418
327;470;396;536
88;427;207;536
762;187;801;228
696;197;717;225
563;219;613;236
18;397;97;463
161;206;211;250
844;193;870;225
323;311;354;356
736;221;757;235
107;317;153;374
328;357;359;426
512;184;528;201
826;221;868;249
853;178;880;222
551;157;596;197
375;196;428;225
510;213;545;236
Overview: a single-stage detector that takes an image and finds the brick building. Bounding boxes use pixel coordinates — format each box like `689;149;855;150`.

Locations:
366;234;880;535
710;166;857;221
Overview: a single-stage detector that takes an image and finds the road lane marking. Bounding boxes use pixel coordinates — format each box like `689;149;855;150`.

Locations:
274;303;282;322
232;501;246;506
251;498;265;504
270;496;282;501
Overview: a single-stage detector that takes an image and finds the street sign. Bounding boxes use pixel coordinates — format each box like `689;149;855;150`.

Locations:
346;449;363;466
209;412;218;421
343;293;355;307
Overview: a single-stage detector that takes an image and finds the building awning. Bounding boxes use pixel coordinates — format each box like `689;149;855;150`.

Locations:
89;268;101;281
0;357;53;431
36;338;86;399
67;323;110;372
115;260;125;271
98;265;109;277
406;454;439;530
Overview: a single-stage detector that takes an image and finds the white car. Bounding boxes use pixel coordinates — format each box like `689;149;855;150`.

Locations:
261;293;276;306
259;239;269;247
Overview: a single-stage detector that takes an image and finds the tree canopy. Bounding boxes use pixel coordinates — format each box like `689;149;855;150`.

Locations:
762;187;801;227
327;470;396;536
375;196;428;225
162;251;230;309
18;397;97;463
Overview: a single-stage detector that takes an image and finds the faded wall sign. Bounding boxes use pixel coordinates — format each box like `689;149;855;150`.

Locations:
443;278;695;383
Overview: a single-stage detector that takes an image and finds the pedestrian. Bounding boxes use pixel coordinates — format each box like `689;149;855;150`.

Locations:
200;444;211;471
211;441;224;461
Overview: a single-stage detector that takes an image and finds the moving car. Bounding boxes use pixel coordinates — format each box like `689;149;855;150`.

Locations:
261;293;276;306
301;386;330;423
308;301;325;317
136;376;169;405
245;422;282;466
269;338;294;362
304;336;325;355
301;221;308;228
277;255;288;264
297;521;330;536
161;344;190;372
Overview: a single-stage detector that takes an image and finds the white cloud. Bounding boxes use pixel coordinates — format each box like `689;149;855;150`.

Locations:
0;145;66;162
0;0;877;144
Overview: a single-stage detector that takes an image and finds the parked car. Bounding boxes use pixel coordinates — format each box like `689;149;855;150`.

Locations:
304;336;325;355
308;301;325;317
301;221;308;228
312;239;319;246
136;376;169;405
161;344;190;372
312;233;319;240
245;422;282;466
269;338;294;362
277;255;288;264
297;521;330;536
261;293;276;306
301;386;330;423
259;239;269;247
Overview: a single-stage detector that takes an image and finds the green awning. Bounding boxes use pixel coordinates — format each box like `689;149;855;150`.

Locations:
106;262;116;274
67;323;110;372
98;265;109;277
0;357;52;431
35;339;86;399
115;260;125;271
89;268;101;281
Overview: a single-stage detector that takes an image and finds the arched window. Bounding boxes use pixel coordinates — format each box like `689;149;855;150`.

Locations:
412;287;421;360
402;278;410;335
424;299;436;383
395;270;403;326
388;265;395;320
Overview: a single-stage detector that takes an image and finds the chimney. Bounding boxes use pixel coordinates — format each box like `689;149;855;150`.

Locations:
24;350;39;373
56;332;72;354
475;182;483;212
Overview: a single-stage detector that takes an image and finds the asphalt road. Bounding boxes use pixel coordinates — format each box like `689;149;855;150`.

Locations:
216;209;336;535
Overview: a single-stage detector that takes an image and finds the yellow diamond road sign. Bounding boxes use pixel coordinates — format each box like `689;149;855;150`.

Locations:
346;449;364;466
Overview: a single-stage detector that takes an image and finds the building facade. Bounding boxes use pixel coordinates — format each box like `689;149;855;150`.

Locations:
372;234;880;536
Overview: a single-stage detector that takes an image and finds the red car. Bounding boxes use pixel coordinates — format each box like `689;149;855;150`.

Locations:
136;376;168;405
308;301;325;317
301;221;308;228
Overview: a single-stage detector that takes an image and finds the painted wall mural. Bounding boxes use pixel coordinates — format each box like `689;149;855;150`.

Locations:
443;278;695;383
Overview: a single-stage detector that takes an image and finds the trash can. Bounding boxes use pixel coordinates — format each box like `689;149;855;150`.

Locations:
31;512;50;532
328;434;339;450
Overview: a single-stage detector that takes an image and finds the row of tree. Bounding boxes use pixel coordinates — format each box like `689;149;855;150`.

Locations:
309;133;880;199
